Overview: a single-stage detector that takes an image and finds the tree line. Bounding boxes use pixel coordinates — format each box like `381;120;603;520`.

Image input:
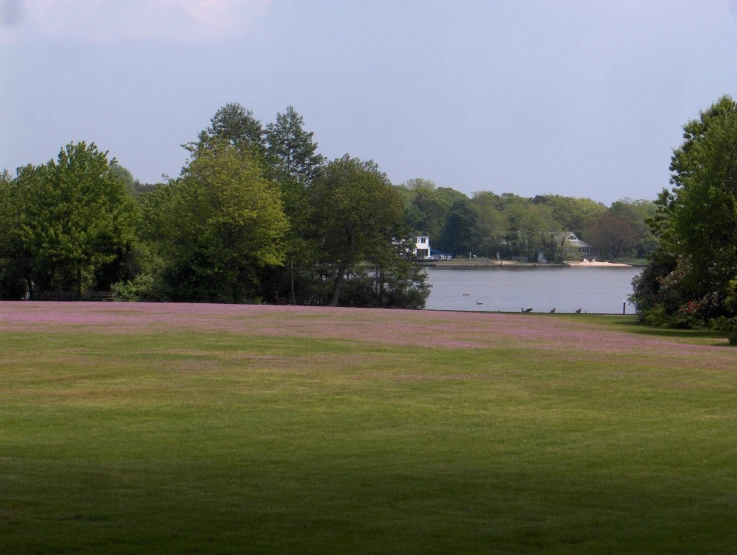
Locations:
0;104;428;307
1;102;656;307
398;181;655;262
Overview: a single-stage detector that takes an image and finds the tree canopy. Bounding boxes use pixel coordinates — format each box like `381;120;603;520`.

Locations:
310;155;406;306
158;140;289;303
2;101;661;311
631;95;737;327
207;102;265;153
2;143;137;298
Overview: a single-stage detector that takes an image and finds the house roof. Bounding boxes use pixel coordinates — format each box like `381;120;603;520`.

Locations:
553;232;591;248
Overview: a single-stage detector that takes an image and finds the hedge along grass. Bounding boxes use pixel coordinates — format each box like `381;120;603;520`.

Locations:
0;303;736;554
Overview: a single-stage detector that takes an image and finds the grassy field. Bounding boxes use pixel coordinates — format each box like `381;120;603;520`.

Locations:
1;302;736;554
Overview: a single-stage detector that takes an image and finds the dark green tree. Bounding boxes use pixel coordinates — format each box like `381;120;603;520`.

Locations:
0;170;32;299
632;95;737;324
265;105;325;183
439;198;476;255
206;103;265;154
159;140;289;303
18;143;137;297
265;106;325;303
309;155;406;306
110;161;137;197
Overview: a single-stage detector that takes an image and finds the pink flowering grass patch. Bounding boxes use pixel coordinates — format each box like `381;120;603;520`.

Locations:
1;302;733;359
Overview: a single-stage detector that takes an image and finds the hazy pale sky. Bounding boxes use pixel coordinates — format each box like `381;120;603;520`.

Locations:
2;0;737;204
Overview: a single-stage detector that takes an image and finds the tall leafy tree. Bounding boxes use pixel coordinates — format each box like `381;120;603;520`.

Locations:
609;198;657;258
632;95;737;322
265;106;325;183
309;155;405;306
160;140;288;303
470;191;504;257
265;106;325;303
110;161;137;197
19;142;137;297
0;170;31;299
665;97;737;303
534;195;607;238
206;103;265;154
400;182;467;240
584;212;638;259
404;178;436;191
438;198;476;254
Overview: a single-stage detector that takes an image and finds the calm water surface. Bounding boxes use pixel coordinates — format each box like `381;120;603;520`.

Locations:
424;267;642;314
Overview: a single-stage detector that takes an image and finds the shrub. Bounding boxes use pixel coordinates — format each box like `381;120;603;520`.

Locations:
709;316;737;332
728;328;737;346
638;306;668;328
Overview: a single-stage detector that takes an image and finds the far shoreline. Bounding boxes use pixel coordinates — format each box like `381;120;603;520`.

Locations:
420;260;638;269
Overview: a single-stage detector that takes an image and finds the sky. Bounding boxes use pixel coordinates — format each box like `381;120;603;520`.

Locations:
1;0;737;205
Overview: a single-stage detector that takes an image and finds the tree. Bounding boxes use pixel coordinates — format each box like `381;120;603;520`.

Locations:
665;96;737;288
609;198;657;258
438;198;476;254
206;103;265;154
401;184;468;242
339;236;431;309
264;106;325;304
110;161;137;197
0;170;32;299
404;178;436;191
535;195;607;238
585;212;638;259
632;95;737;324
160;140;288;303
309;155;405;306
265;106;325;183
18;142;137;297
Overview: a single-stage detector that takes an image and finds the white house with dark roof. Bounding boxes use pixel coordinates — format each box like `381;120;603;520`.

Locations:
414;235;430;258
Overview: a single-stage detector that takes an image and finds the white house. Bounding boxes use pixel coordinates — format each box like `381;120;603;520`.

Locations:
414;235;430;258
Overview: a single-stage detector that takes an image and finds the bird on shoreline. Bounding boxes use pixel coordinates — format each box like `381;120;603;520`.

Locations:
522;308;532;313
575;308;582;314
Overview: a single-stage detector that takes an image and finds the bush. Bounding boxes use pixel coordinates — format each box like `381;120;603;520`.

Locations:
638;306;668;328
728;328;737;346
709;316;737;332
111;275;151;302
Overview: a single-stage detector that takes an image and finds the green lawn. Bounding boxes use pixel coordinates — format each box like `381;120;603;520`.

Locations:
1;303;735;553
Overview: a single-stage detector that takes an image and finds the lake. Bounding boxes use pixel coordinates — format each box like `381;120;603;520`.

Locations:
424;266;643;314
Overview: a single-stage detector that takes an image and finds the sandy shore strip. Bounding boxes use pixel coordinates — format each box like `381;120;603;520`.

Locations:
567;260;632;267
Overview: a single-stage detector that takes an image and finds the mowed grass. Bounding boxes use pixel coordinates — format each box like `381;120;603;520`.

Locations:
1;303;736;554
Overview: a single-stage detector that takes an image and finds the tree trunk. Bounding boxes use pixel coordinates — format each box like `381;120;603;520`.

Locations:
378;269;384;307
26;277;34;300
289;256;296;305
76;266;82;299
328;264;347;307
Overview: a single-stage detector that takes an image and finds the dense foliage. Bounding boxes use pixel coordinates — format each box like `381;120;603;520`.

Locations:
397;184;655;262
0;143;137;299
630;95;737;337
1;102;660;307
0;106;430;308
